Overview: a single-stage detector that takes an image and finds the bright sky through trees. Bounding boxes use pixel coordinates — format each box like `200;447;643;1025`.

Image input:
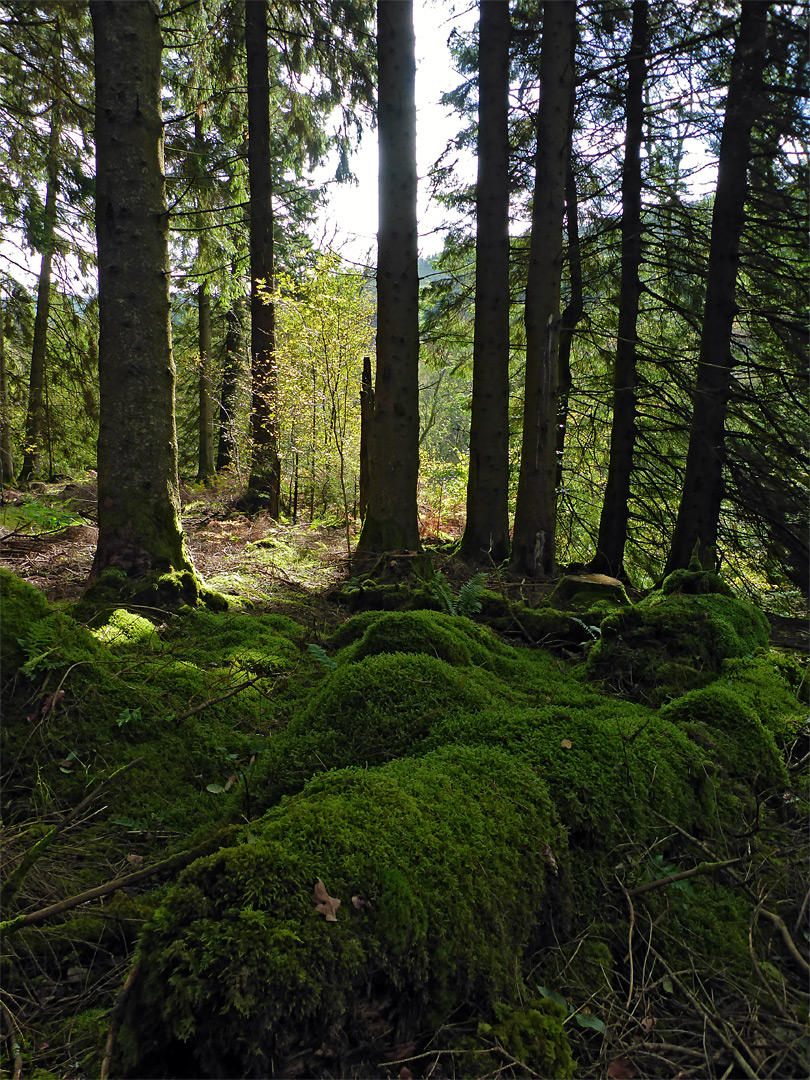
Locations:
312;0;479;262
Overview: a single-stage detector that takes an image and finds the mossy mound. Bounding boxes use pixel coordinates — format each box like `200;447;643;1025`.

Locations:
118;745;565;1079
0;571;304;829
584;589;771;703
659;684;788;789
335;609;515;671
248;651;503;813
551;573;631;609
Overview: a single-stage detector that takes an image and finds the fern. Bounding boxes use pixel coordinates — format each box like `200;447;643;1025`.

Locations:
307;643;338;670
456;572;487;616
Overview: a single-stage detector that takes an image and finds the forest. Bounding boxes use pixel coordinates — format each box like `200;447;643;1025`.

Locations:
0;1;808;1078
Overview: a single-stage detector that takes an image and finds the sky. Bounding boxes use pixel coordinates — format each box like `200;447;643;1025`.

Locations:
310;0;479;264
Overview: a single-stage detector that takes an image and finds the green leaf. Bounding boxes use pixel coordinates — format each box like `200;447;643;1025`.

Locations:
206;783;227;794
575;1012;606;1033
537;985;569;1010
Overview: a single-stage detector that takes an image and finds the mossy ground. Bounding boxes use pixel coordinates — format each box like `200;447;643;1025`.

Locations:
1;553;807;1080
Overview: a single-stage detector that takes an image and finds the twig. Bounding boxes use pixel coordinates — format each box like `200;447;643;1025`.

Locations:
649;948;759;1080
0;832;229;937
626;858;742;897
794;882;810;936
174;674;265;721
0;999;23;1080
757;907;810;976
748;915;792;1020
616;875;636;1008
0;757;145;910
100;960;141;1080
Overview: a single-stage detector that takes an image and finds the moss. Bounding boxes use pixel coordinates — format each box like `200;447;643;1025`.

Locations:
660;567;734;596
659;684;788;789
477;999;576;1078
118;745;564;1079
551;574;631;609
249;651;502;812
338;609;516;672
0;568;54;668
79;565;228;616
585;590;771;704
721;654;807;735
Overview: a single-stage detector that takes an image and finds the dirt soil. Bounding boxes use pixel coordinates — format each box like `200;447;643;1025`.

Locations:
1;478;807;650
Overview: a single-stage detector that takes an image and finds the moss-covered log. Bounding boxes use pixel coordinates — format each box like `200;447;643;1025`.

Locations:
117;745;567;1078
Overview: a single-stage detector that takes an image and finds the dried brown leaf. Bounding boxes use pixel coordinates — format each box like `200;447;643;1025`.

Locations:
313;877;341;921
607;1056;636;1079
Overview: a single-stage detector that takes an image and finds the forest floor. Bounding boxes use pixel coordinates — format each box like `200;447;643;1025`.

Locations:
1;476;809;1080
1;474;807;649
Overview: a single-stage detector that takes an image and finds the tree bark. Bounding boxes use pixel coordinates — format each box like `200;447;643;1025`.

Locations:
197;282;215;482
356;0;420;554
510;0;576;577
18;88;60;486
0;301;15;484
89;0;194;585
217;294;245;472
591;0;647;577
359;354;373;521
556;160;583;492
244;0;280;515
460;0;511;567
665;1;770;575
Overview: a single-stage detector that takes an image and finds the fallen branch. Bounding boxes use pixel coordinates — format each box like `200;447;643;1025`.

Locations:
0;756;145;910
0;999;23;1080
174;674;266;722
0;830;232;938
100;961;141;1080
626;858;742;898
757;907;810;976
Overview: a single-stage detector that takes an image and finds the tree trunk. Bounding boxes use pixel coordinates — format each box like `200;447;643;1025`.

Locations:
356;0;420;554
18;93;60;486
664;1;769;575
244;0;280;515
460;0;511;567
359;354;373;520
217;294;245;472
591;0;647;577
88;0;195;589
556;161;583;492
0;302;15;485
510;0;576;577
197;282;216;483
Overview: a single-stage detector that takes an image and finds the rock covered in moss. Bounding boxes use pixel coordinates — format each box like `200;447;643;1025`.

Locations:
117;745;565;1079
584;587;770;703
551;573;631;609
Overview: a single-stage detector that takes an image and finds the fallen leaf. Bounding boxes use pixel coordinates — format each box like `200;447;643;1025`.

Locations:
125;853;144;866
640;1016;656;1032
607;1056;636;1079
313;877;341;921
352;895;373;910
399;1069;412;1080
561;738;572;749
41;689;65;716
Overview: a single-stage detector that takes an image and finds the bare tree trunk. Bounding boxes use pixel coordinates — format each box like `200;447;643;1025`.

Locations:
216;294;245;472
460;0;511;567
244;0;280;515
197;282;215;482
556;161;583;492
359;354;373;520
591;0;647;577
0;302;15;484
18;92;60;485
665;0;769;574
356;0;420;554
88;0;196;594
510;0;576;577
